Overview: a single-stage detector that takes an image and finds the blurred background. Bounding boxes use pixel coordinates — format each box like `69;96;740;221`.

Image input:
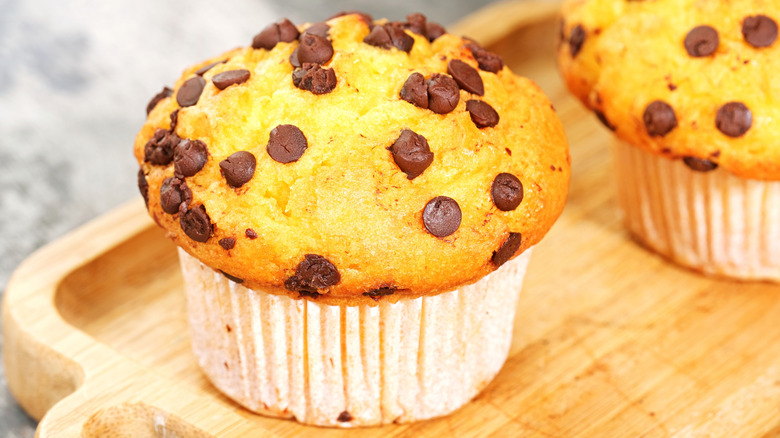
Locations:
0;0;501;435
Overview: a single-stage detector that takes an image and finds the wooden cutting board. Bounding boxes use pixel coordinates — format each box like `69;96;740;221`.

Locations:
5;1;780;436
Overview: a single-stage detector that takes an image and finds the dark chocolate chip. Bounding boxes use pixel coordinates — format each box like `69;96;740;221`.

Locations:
297;34;334;65
364;24;414;52
427;73;460;114
219;270;244;284
180;205;212;242
169;109;179;132
144;129;180;165
684;25;719;57
219;237;236;250
467;45;504;73
329;11;373;24
594;110;615;131
388;129;434;180
146;86;172;115
643;100;678;137
267;124;308;163
405;13;427;36
212;69;251;90
285;254;341;293
491;173;524;211
337;411;353;422
400;72;428;109
716;101;752;137
363;286;396;300
245;228;258;239
160;177;192;214
742;15;778;48
292;63;337;94
466;100;499;128
174;139;208;177
252;18;300;50
195;60;226;76
425;22;446;41
683;157;719;172
219;151;256;188
137;169;149;207
423;196;462;238
176;76;206;108
289;47;301;68
569;24;586;57
303;22;330;38
363;25;393;49
491;233;522;267
447;59;484;96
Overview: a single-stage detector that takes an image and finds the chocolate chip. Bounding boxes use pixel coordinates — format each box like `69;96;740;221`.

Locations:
195;60;226;76
466;100;499;128
285;254;341;293
643;100;678;137
160;177;192;214
594;110;616;131
137;169;149;207
364;24;414;52
400;72;428;109
303;22;330;38
337;411;353;422
742;15;778;48
491;173;524;211
467;45;504;73
289;47;301;68
569;25;586;57
423;197;462;238
169;109;179;132
427;73;460;114
180;205;212;242
716;101;752;137
447;60;484;96
684;25;719;57
329;11;373;24
363;286;396;300
219;237;236;250
405;13;427;36
146;86;172;115
683;157;719;172
491;233;522;267
292;63;337;94
267;124;307;163
219;151;256;188
219;270;244;284
245;228;258;239
252;18;300;50
388;129;434;180
425;22;446;41
298;34;334;65
212;69;251;90
176;76;206;108
174;139;208;177
144;129;180;165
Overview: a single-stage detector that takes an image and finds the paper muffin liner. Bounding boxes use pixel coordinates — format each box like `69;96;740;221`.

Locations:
613;140;780;281
178;248;532;427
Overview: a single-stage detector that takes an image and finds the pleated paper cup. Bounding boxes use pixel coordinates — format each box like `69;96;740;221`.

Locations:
613;140;780;281
178;247;533;427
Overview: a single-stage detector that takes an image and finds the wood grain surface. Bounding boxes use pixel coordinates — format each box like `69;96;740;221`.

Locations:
4;1;780;436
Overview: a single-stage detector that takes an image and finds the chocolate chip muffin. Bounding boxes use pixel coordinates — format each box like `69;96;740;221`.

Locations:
135;12;569;426
558;1;780;281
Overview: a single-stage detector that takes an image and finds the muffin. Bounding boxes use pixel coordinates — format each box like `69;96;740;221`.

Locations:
135;12;570;427
558;1;780;281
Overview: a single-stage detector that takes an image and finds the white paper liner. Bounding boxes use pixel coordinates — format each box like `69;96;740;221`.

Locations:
179;248;532;427
614;140;780;281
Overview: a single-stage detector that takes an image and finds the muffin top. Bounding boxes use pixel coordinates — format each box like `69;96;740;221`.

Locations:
558;0;780;180
135;12;570;305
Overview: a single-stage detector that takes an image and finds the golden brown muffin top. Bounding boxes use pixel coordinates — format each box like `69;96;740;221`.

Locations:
135;12;570;305
558;0;780;180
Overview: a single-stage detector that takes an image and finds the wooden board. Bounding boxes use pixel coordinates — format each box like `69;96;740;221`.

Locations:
5;1;780;436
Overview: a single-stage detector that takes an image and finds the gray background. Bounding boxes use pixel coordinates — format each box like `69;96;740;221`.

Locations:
0;0;496;435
